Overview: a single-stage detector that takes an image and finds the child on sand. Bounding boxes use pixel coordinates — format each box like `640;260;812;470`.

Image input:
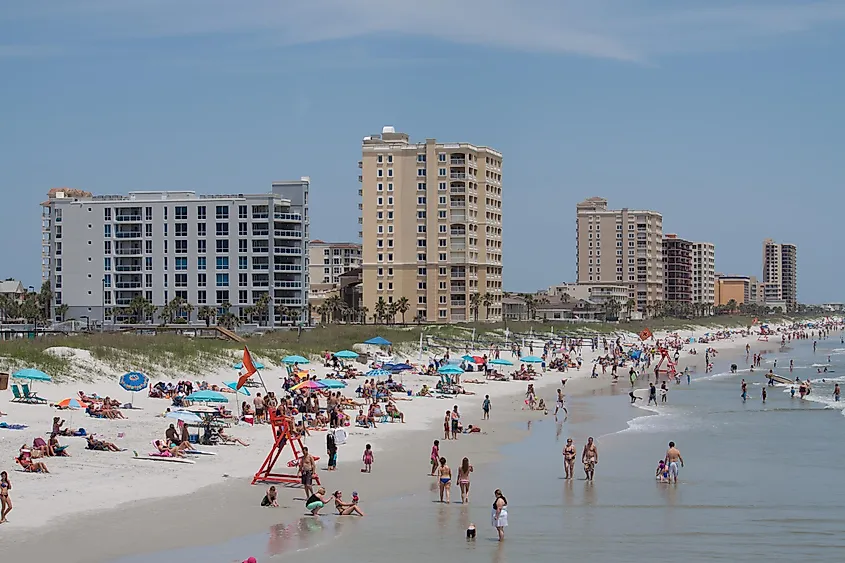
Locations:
656;460;669;483
362;443;374;473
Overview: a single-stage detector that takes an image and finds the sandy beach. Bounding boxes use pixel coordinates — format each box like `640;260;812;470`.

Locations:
0;322;790;561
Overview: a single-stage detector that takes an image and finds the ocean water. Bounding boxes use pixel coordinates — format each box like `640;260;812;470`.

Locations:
121;331;845;563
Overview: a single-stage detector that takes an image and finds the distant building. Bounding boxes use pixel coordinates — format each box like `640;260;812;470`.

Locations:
360;127;503;323
762;238;798;312
691;242;716;307
308;240;362;292
40;182;309;325
545;282;629;308
576;197;663;315
663;234;693;308
715;274;760;307
0;280;26;302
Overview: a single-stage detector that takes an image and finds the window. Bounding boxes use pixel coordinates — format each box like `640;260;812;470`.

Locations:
175;206;187;220
387;239;393;248
439;182;446;190
216;223;229;236
216;273;229;287
239;290;248;304
238;205;247;219
55;259;62;272
164;240;168;253
417;168;426;177
55;275;62;288
197;290;206;304
103;224;111;238
377;253;383;262
238;239;248;253
216;240;228;253
439;196;446;205
418;267;427;275
439;253;447;261
387;155;393;163
216;256;229;270
175;257;187;271
198;273;206;287
216;206;228;219
216;290;229;304
145;257;153;271
175;273;187;287
198;239;206;253
418;225;427;233
438;211;446;219
377;211;383;219
418;196;426;205
377;155;383;163
377;169;383;178
418;281;426;290
387;253;393;261
439;309;447;319
378;282;383;291
388;211;393;220
163;223;168;236
239;273;248;287
387;196;393;205
439;239;447;247
104;208;112;221
439;168;446;176
175;240;187;254
163;207;168;220
418;253;426;261
239;256;248;270
417;211;426;219
417;154;426;162
377;183;383;192
239;222;248;236
438;153;446;162
377;197;383;205
197;206;206;220
163;257;168;271
439;225;447;233
388;183;393;191
377;226;383;234
195;257;206;271
418;239;426;247
103;274;112;288
387;168;393;177
197;223;206;237
103;257;111;270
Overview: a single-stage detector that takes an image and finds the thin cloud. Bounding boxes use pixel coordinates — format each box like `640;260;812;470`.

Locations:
2;0;844;62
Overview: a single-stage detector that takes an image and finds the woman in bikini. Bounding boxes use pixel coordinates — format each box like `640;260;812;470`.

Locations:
437;457;452;503
333;491;365;516
1;471;11;523
457;457;474;504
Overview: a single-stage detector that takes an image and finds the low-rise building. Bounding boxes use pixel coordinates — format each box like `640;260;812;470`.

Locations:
715;274;761;306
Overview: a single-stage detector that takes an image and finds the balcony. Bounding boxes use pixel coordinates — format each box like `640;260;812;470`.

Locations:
274;281;303;289
451;241;466;250
115;282;142;289
114;248;142;256
115;215;142;222
450;200;466;208
252;246;270;254
450;300;467;307
450;186;466;194
450;229;466;236
450;284;467;292
450;173;467;180
252;281;270;287
275;298;304;306
450;158;466;166
274;230;303;239
115;231;142;239
252;212;269;219
115;265;142;272
274;247;302;255
252;263;269;270
274;213;302;222
253;230;269;237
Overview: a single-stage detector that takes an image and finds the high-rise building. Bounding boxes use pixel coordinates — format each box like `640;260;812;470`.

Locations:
359;127;503;323
308;240;362;289
576;197;663;314
40;182;309;326
691;242;716;307
762;238;798;312
663;234;693;308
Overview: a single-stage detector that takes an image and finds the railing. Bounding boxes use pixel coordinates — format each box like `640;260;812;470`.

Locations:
252;281;270;287
115;265;142;272
274;230;303;238
253;212;269;219
450;159;466;165
274;264;302;272
252;263;269;270
450;187;465;194
450;173;466;180
274;213;302;222
115;282;142;289
450;271;466;279
450;201;466;208
450;231;466;236
253;230;269;237
274;247;302;255
114;248;142;255
274;281;303;289
450;301;467;307
115;232;142;238
275;298;304;306
252;247;270;253
115;215;142;222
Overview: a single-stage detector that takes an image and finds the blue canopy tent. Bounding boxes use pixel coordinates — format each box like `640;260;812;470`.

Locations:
364;336;392;346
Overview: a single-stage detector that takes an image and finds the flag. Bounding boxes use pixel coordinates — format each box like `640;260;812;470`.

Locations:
752;317;759;325
639;328;653;341
237;346;258;389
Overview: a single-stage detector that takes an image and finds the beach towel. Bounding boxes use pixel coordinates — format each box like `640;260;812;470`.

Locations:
0;422;28;430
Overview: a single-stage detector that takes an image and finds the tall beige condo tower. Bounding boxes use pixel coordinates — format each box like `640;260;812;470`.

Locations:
762;238;798;312
692;242;716;307
360;127;503;323
576;197;663;314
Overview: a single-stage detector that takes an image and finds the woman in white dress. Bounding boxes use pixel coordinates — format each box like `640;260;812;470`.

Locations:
491;488;508;541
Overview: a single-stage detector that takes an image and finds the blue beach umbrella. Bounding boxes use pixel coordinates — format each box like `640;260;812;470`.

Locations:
365;369;392;377
119;371;149;392
490;358;514;366
233;361;265;370
316;379;347;389
166;410;203;423
186;390;229;403
364;336;392;346
12;368;52;382
461;355;476;362
283;355;309;365
438;365;465;375
224;381;251;396
334;350;359;359
520;356;544;364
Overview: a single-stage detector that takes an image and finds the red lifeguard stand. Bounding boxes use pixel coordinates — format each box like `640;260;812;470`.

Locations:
252;411;320;486
654;348;677;378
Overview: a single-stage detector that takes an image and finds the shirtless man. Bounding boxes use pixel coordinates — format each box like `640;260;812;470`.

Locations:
582;437;598;481
298;446;317;499
563;438;576;479
664;441;684;484
554;389;568;419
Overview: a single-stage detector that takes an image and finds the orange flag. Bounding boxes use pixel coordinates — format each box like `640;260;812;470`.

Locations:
237;346;258;389
639;328;653;341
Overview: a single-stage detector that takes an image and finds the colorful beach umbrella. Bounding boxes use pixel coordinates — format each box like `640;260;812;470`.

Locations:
438;365;465;375
365;369;392;377
364;336;391;346
224;381;251;396
166;410;202;423
334;350;359;359
57;398;87;409
283;355;309;365
12;368;52;382
490;358;514;366
520;356;544;363
292;380;325;391
233;361;265;370
461;355;475;362
186;390;229;403
316;379;347;389
119;371;149;392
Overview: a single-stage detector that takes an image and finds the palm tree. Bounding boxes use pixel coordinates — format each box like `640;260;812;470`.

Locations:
37;280;53;322
374;297;387;324
359;305;369;324
127;295;151;324
316;303;329;324
218;301;241;329
520;293;537;321
726;299;738;314
413;311;425;325
481;292;493;320
387;302;399;325
197;305;216;327
625;298;636;319
182;301;194;323
469;293;482;322
56;303;69;322
396;296;410;325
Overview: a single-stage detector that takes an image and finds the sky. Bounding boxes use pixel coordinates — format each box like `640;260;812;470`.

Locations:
1;0;843;302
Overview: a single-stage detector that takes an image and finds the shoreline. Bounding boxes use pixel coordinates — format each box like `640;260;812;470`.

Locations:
0;321;813;560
